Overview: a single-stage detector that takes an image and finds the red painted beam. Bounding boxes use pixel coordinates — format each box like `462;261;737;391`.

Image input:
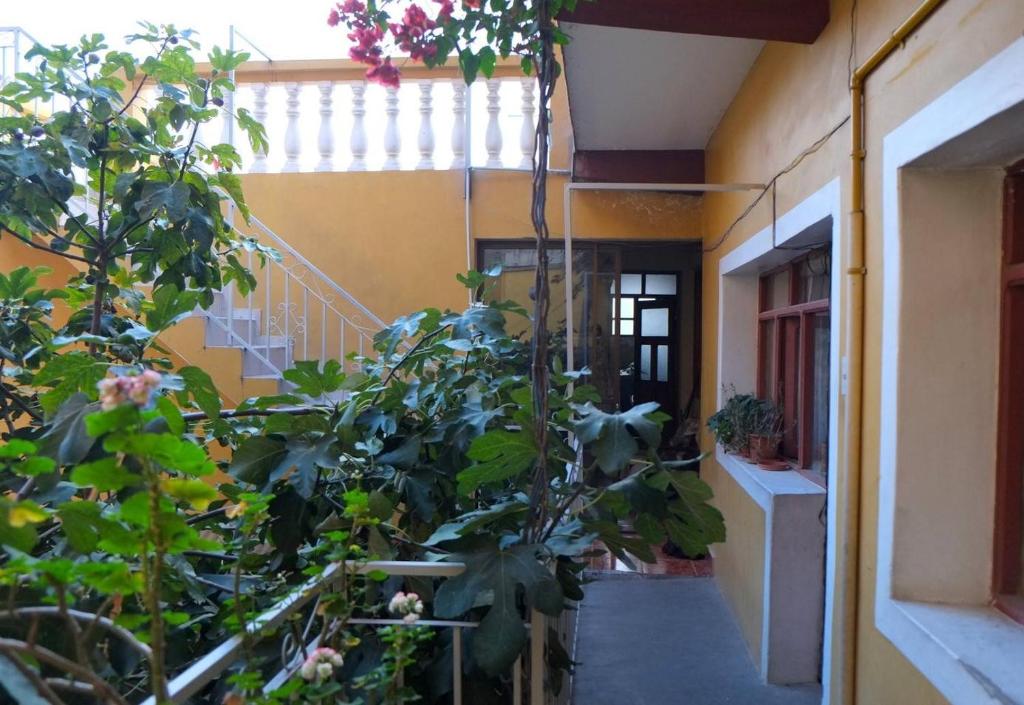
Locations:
573;150;705;185
560;0;829;44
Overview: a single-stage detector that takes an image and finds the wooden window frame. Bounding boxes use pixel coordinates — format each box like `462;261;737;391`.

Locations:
994;163;1024;623
756;252;830;474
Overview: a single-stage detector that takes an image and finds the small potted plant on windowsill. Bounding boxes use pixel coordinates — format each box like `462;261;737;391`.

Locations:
748;399;785;469
708;386;758;457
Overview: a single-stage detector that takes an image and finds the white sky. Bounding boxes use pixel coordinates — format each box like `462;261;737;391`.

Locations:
2;0;346;61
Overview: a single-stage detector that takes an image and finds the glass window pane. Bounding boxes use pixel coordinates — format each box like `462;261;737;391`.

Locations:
641;307;669;337
811;314;831;480
621;274;642;295
657;345;669;382
798;250;831;303
765;268;791;310
645;274;677;295
640;344;651;381
619;297;634;318
619;319;634;335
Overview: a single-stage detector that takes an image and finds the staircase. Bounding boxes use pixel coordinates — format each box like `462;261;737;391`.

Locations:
159;210;385;405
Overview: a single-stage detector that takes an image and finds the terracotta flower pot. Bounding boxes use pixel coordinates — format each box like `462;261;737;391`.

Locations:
749;434;781;464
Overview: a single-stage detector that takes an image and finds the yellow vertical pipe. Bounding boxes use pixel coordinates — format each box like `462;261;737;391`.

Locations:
839;1;945;703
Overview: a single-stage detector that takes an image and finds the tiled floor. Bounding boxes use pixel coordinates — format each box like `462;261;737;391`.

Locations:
587;541;714;577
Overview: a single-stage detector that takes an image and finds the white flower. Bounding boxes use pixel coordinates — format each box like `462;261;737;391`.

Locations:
300;647;344;682
388;591;424;624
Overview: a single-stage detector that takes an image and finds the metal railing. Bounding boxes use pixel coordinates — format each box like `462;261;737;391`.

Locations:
140;560;564;705
210;203;384;383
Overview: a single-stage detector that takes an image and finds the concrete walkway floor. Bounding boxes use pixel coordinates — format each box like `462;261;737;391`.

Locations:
571;574;822;705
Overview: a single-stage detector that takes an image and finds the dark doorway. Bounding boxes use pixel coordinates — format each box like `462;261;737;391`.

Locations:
478;240;701;449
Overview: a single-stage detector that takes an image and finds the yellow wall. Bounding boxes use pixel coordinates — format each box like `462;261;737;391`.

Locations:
238;169;703;328
700;0;1024;703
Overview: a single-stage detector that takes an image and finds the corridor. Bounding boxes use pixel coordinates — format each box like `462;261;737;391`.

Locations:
571;574;822;705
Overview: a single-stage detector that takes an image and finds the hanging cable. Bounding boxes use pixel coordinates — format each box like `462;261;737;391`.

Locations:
704;115;850;254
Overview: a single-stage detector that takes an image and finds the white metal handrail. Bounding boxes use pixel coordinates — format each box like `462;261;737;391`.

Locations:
139;559;556;705
214;203;383;382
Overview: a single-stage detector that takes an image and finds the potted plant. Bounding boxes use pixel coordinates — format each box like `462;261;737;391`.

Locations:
748;399;785;466
708;387;758;456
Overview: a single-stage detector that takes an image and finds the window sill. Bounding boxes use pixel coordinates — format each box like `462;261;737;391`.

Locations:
877;597;1024;705
714;447;825;512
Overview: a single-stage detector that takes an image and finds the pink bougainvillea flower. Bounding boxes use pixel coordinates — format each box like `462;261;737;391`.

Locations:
366;58;401;88
464;0;481;8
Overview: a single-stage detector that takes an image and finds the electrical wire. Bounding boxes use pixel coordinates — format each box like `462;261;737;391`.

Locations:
704;0;858;255
703;115;850;254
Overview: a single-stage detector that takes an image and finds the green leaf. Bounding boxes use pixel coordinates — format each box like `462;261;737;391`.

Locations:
283;436;338;499
229;436;287;487
70;457;140;491
179;366;220;419
478;47;497;78
282;359;345;397
163;478;218;510
103;433;215;476
424;497;528;546
572;402;663;475
34;353;106;414
136;180;190;221
36;393;98;464
435;544;563;675
665;471;726;555
457;429;536;494
156;396;185;436
146;285;198;332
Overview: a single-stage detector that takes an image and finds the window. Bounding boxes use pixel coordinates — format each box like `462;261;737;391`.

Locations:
611;271;677;336
756;250;831;479
996;164;1024;619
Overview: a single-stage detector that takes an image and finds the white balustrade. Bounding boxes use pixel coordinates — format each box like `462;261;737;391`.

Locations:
349;82;368;171
383;85;402;170
519;77;536;169
485;79;503;168
282;82;302;172
451;80;467;169
186;76;537;173
416;81;435;169
250;83;269;173
316;82;335;172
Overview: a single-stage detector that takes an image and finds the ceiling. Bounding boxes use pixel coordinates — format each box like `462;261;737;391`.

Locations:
562;22;764;152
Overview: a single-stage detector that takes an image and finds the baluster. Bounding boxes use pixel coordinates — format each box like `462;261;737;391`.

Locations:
349;82;368;171
485;79;503;167
416;81;435;169
250;83;269;173
315;82;335;172
282;82;302;172
451;80;466;169
383;85;401;170
519;78;536;169
321;303;327;363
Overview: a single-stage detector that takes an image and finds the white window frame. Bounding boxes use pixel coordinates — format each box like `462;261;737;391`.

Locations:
877;37;1024;705
716;177;841;696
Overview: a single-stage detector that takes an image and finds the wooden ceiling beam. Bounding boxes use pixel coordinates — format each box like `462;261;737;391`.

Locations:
573;150;706;185
560;0;830;44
